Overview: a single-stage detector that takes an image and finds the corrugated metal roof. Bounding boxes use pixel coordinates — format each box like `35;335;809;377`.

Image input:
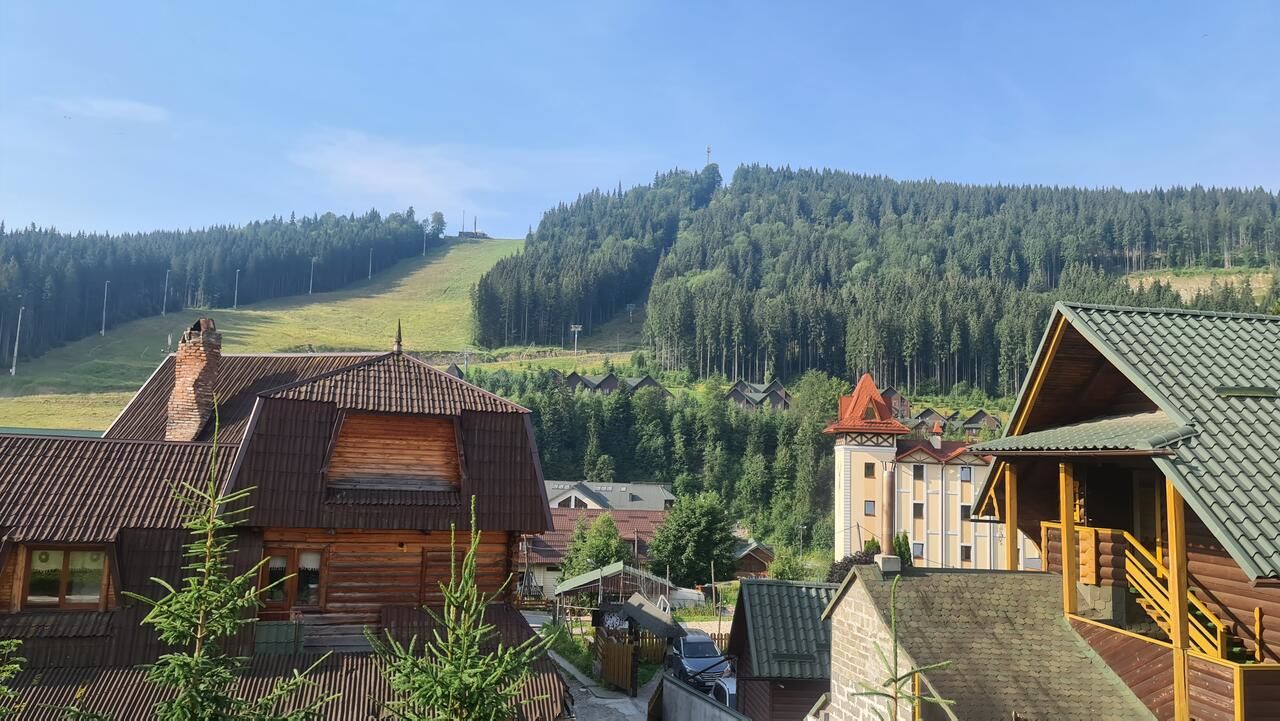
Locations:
842;566;1153;720
970;411;1183;454
105;353;380;442
0;435;237;542
266;352;526;415
977;302;1280;581
727;579;837;680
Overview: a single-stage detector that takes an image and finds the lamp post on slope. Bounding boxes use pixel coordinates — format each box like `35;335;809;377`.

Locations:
9;303;23;376
570;324;583;354
100;281;110;336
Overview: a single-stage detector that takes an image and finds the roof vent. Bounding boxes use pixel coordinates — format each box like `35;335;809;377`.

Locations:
1215;385;1279;399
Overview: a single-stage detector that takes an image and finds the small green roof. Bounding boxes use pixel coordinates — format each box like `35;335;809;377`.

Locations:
969;411;1187;455
553;561;669;596
728;579;837;680
978;302;1280;581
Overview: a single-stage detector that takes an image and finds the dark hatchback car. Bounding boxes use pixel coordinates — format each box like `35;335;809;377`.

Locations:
665;632;729;690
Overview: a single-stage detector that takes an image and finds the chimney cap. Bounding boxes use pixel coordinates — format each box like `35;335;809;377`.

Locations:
393;320;403;353
189;318;216;333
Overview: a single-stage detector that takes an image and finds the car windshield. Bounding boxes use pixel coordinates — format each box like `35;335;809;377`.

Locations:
683;641;720;659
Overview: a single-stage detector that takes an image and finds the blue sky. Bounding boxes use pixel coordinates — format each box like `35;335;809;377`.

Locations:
2;2;1277;238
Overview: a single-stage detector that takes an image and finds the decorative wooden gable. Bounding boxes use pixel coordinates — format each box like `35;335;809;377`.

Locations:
325;412;464;491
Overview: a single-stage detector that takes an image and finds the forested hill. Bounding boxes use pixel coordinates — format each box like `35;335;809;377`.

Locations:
0;209;444;361
473;165;1276;395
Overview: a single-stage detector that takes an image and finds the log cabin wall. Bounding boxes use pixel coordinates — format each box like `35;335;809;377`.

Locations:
1041;526;1126;586
326;413;462;489
1187;656;1234;721
1242;667;1280;720
263;528;513;623
1182;509;1280;663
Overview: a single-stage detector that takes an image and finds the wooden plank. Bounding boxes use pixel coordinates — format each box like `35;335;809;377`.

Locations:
1168;479;1191;721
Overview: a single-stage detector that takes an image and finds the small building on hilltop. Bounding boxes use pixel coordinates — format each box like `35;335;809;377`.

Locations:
727;579;837;721
826;373;1038;570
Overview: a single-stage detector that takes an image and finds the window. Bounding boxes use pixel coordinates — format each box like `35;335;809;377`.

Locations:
913;502;925;520
911;542;924;559
261;548;324;609
557;497;573;508
864;500;876;516
960;466;973;482
960;545;973;563
24;548;107;609
863;462;876;479
912;464;925;482
862;402;877;420
960;504;972;521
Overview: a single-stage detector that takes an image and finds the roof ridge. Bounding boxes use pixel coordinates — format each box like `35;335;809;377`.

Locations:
1058;300;1280;323
257;353;396;397
0;434;237;449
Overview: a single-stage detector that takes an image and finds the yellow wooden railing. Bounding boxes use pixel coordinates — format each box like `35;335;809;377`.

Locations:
1042;521;1230;659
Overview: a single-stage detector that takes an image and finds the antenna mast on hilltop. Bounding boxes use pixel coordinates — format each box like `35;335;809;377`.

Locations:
706;145;712;165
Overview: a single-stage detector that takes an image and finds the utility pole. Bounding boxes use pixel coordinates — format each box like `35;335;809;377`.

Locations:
161;269;170;316
309;257;316;295
422;227;427;256
233;268;241;309
100;280;110;336
569;324;583;354
626;303;636;323
706;144;711;165
9;303;23;376
368;248;373;280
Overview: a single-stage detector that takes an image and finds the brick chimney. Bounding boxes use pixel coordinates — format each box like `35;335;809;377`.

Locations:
165;318;221;442
929;420;943;450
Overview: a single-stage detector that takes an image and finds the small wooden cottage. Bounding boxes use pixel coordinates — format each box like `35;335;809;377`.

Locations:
0;318;569;719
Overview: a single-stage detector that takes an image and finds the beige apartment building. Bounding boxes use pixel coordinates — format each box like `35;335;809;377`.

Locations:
825;374;1038;570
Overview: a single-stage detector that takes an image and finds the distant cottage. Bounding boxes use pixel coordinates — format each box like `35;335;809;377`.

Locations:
727;379;791;411
561;371;672;398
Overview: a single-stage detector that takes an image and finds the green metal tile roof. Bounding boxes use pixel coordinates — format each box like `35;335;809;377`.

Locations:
978;302;1280;581
729;579;837;680
969;411;1186;454
848;567;1153;720
553;561;670;596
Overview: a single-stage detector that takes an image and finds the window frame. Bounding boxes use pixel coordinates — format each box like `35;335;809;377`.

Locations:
913;502;925;520
260;545;327;612
863;500;876;516
911;542;925;559
960;465;973;482
960;544;973;563
912;464;925;482
960;503;972;521
863;462;876;479
21;545;110;611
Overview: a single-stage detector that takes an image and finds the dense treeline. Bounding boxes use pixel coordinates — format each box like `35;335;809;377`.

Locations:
0;209;445;362
473;165;1276;394
471;364;850;551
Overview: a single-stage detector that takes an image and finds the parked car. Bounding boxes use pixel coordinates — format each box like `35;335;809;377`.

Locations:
665;631;729;690
709;677;737;708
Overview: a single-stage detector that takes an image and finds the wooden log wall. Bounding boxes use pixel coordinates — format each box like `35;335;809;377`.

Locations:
1242;667;1280;720
1187;656;1234;721
327;413;462;487
1070;616;1174;719
1042;526;1126;586
264;529;512;623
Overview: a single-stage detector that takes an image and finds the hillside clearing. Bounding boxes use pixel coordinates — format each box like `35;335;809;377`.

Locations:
1124;268;1273;302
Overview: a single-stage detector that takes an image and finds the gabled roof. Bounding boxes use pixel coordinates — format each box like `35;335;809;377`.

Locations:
106;353;381;442
0;435;234;543
962;409;999;427
913;407;945;420
553;561;671;596
894;439;988;464
727;579;837;680
265;352;526;415
527;508;666;564
825;373;910;435
734;539;774;562
544;480;674;511
971;411;1185;455
825;567;1152;720
978;302;1280;581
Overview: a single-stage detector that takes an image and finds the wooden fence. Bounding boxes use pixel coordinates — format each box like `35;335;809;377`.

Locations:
638;632;731;665
596;628;636;696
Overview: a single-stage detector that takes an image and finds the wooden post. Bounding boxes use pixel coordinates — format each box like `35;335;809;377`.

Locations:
1166;478;1190;721
1004;465;1019;571
1059;462;1078;615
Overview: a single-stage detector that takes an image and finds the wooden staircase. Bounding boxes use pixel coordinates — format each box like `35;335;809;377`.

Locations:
1121;531;1249;661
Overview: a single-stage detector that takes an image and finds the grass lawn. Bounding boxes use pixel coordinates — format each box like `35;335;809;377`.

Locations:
0;238;521;430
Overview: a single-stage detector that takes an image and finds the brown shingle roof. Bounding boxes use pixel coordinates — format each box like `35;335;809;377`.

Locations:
0;435;237;542
105;353;381;443
265;352;526;415
527;509;667;564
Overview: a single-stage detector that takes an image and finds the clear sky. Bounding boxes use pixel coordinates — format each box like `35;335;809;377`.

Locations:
2;2;1277;238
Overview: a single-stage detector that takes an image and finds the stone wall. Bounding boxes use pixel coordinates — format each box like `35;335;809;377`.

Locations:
824;575;914;721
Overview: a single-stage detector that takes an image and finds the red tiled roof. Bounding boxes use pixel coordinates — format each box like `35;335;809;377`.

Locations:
895;439;988;463
824;373;910;435
526;509;667;564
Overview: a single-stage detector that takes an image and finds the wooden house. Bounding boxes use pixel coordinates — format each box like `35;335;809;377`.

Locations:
520;508;666;598
969;302;1280;720
879;385;911;419
961;408;1002;440
734;540;775;579
563;371;621;394
726;579;836;721
727;379;791;411
0;318;570;719
620;374;673;398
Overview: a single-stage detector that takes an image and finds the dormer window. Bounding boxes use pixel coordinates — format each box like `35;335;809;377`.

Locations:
863;402;877;420
325;413;463;492
24;547;107;610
